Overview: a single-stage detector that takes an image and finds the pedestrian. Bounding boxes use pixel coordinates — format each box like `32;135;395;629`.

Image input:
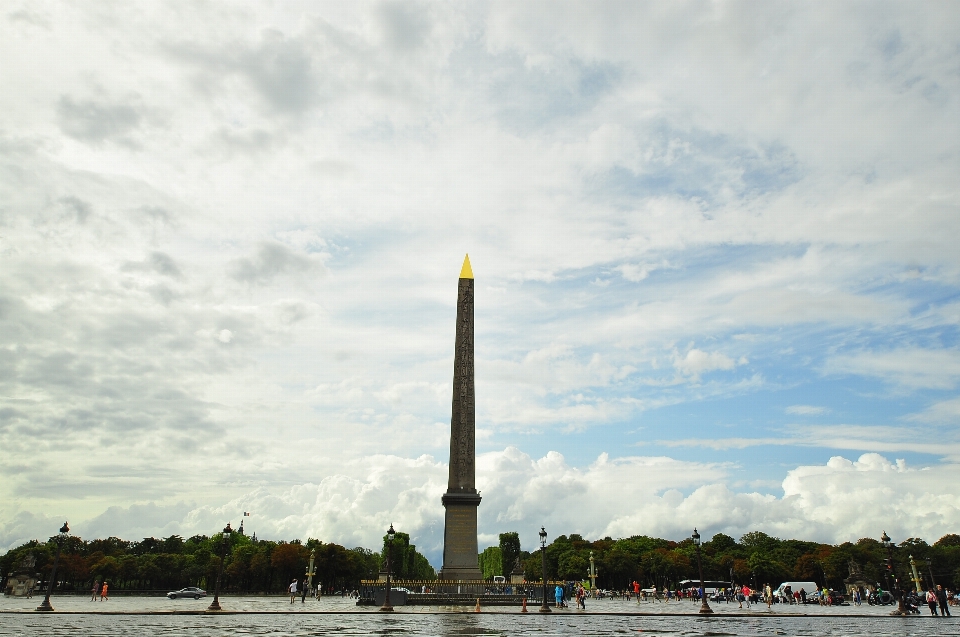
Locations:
852;588;860;606
937;585;951;617
301;579;307;603
554;584;562;608
100;581;108;601
742;584;751;608
289;578;298;603
926;588;939;615
764;583;772;609
91;580;99;601
632;580;640;603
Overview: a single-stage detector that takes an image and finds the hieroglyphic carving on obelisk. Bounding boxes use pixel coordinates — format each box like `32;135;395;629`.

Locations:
438;254;482;580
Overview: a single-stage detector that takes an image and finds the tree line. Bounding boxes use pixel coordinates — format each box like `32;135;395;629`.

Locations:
4;528;959;594
0;531;422;594
506;531;960;591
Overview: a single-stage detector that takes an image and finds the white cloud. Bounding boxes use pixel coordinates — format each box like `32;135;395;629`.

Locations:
615;263;656;282
824;349;960;390
907;397;960;423
658;424;960;461
673;348;744;381
6;449;957;561
786;405;829;415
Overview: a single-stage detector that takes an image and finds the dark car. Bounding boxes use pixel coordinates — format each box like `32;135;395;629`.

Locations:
167;586;206;599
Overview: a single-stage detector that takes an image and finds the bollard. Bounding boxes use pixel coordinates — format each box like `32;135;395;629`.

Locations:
521;597;528;612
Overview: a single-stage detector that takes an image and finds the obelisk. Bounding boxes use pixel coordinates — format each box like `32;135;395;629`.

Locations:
438;254;482;581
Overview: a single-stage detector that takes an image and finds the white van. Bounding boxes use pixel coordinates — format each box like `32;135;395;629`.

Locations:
775;581;818;602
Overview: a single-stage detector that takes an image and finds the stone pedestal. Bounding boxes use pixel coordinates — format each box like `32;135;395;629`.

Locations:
439;492;482;580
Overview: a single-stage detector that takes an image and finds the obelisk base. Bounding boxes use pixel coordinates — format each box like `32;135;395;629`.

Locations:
438;492;482;581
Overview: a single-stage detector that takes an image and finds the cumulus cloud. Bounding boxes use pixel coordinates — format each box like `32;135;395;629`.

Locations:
7;449;957;563
673;348;746;381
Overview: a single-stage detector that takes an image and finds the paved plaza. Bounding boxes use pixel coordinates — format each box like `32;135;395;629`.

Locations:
1;593;953;617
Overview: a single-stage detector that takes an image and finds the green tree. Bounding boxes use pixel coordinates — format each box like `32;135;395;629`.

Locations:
272;542;309;583
380;532;434;580
478;546;501;579
557;552;588;580
600;546;637;589
499;532;521;580
935;534;960;547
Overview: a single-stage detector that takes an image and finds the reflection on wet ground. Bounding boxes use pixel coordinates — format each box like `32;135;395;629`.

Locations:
1;596;958;636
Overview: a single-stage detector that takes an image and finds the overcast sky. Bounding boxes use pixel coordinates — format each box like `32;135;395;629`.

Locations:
2;1;959;565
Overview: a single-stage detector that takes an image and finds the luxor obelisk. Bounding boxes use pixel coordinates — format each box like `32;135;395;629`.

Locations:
438;254;482;581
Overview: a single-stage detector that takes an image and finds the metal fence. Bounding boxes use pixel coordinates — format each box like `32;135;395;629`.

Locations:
358;580;568;606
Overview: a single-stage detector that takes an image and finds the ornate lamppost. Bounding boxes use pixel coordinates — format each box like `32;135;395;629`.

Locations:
380;523;395;612
207;522;233;611
881;531;906;616
539;527;551;613
35;522;69;612
589;550;597;593
908;555;923;593
306;548;316;599
693;528;713;614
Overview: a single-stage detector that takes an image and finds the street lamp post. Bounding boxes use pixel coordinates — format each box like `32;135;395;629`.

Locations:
539;527;551;613
306;549;316;599
925;557;936;588
35;522;69;612
881;531;906;616
908;555;923;594
693;528;713;614
380;523;395;612
207;522;233;611
589;551;597;593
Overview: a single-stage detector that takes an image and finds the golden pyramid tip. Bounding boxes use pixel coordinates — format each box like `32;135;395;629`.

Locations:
459;254;473;279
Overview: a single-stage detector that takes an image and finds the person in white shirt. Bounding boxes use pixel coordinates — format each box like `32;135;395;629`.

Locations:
289;579;298;603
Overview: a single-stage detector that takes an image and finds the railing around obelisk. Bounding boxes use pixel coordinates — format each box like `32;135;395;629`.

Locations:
358;579;566;606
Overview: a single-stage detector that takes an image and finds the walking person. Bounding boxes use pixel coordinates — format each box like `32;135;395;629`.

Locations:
742;584;751;608
100;581;108;601
927;588;939;616
301;579;307;603
632;580;640;603
937;585;951;617
764;583;772;609
289;578;298;603
91;579;100;601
